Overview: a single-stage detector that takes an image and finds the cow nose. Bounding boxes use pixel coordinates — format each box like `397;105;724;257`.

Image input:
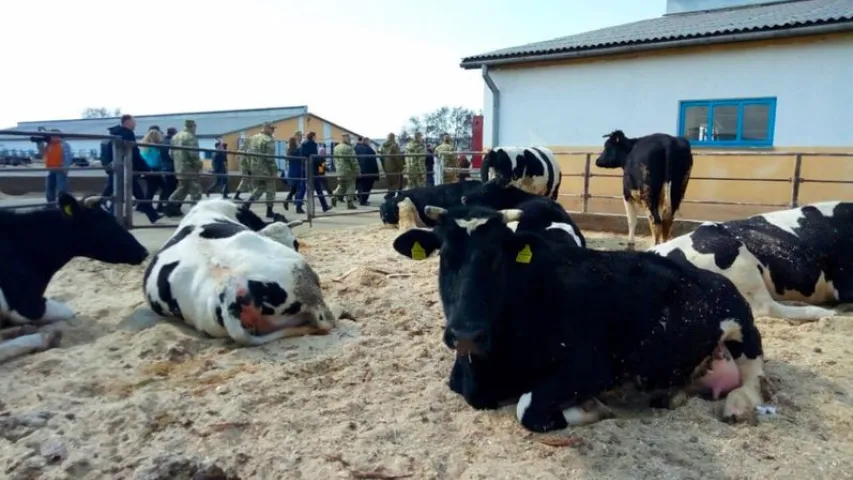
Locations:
450;328;484;356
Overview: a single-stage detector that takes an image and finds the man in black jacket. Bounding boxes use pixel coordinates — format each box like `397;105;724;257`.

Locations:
158;127;178;214
295;131;331;212
206;141;230;198
101;114;161;223
354;136;378;205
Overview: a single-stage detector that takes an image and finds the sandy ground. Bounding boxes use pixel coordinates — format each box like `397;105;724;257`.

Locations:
1;227;852;480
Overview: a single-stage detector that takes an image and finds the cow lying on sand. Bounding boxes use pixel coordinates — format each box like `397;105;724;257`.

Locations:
143;199;343;346
596;130;693;247
652;201;852;321
392;203;766;432
462;180;585;248
0;193;149;364
481;146;562;199
379;180;483;230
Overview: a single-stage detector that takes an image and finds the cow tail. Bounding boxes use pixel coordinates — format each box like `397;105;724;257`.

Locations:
218;276;266;346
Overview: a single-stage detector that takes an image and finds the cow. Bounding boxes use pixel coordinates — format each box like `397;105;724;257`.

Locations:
378;180;483;230
481;146;562;200
391;203;766;433
651;201;852;321
595;130;693;248
142;198;342;346
0;193;148;364
461;181;586;248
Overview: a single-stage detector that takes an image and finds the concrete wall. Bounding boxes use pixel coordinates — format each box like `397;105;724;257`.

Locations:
482;32;853;148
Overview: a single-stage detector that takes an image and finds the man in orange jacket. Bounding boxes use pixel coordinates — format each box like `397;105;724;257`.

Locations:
35;129;72;206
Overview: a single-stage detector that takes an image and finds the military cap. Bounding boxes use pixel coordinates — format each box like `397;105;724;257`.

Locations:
262;121;276;129
293;130;302;136
185;119;196;128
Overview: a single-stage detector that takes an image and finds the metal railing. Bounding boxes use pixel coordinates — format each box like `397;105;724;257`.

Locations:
2;129;851;229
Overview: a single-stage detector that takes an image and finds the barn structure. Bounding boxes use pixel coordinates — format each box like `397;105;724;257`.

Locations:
0;106;373;171
461;0;853;220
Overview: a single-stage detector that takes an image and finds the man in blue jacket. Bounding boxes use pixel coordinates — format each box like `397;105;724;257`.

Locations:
100;114;161;223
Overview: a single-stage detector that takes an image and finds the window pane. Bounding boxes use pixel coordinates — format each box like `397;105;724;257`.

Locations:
742;104;770;141
712;105;738;141
683;105;709;141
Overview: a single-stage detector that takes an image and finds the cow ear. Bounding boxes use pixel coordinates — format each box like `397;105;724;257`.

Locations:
393;228;440;261
57;193;81;218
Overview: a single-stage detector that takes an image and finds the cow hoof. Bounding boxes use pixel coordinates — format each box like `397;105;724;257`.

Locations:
43;330;63;349
721;388;760;425
43;299;76;322
625;242;636;251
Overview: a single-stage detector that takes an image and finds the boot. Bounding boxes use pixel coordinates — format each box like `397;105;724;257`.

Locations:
296;206;306;214
346;200;357;210
164;204;183;218
234;192;242;200
331;196;338;208
266;205;275;218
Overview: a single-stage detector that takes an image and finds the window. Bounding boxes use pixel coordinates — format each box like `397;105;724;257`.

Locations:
678;97;776;147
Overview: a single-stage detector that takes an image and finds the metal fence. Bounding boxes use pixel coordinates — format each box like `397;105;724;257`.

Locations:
1;128;851;229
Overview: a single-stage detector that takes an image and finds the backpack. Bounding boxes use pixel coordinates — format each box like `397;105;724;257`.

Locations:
100;140;113;167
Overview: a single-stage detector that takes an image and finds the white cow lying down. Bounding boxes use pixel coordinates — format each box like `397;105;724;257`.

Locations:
142;199;345;345
650;201;852;321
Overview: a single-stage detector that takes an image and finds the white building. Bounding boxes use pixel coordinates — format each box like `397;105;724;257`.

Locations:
461;0;853;151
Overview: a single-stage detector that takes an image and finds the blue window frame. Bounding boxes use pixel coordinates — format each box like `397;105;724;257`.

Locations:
677;97;776;148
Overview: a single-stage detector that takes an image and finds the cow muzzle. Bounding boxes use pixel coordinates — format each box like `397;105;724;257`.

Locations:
449;327;485;359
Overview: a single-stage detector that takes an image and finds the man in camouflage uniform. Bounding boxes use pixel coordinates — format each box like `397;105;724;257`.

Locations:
233;136;253;200
433;134;457;184
405;131;427;189
380;132;403;198
331;133;359;209
166;119;202;216
243;122;280;218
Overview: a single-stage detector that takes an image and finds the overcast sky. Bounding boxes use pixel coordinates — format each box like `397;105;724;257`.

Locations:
0;0;662;136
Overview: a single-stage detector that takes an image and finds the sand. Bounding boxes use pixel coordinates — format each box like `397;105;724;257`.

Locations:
1;226;852;480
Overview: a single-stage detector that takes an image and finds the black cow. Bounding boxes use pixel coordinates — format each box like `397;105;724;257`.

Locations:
378;180;483;230
481;146;561;200
651;201;853;321
391;204;765;433
462;181;586;247
595;130;693;247
0;193;149;364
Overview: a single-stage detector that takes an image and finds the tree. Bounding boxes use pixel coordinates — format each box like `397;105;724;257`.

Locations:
399;106;480;150
81;107;122;119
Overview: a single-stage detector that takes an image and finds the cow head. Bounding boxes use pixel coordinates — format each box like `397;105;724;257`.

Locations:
595;130;632;169
379;195;401;225
234;205;289;232
392;204;527;358
58;193;148;265
258;220;304;252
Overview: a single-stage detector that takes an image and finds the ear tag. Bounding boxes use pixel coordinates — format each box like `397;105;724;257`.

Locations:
62;205;73;217
411;241;427;261
515;244;533;264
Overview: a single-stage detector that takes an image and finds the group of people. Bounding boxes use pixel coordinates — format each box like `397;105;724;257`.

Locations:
35;113;473;224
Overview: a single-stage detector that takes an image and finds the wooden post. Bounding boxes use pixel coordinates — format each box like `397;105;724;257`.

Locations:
582;153;592;213
790;153;803;208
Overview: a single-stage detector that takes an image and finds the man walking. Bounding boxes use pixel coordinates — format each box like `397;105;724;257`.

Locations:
244;122;281;218
354;136;378;205
233;136;252;200
158;127;178;214
331;133;359;209
380;132;403;199
405;131;427;189
206;141;229;198
433;134;457;185
166;119;202;216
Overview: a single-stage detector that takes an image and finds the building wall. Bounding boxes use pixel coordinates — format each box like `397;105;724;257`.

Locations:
480;32;853;222
482;32;853;148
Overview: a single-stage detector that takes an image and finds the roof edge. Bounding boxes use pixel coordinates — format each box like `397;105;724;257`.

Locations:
217;113;304;136
460;21;853;69
14;105;310;126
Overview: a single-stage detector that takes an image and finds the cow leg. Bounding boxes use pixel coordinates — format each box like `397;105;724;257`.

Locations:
661;216;675;242
623;199;639;249
719;319;767;424
646;214;662;245
3;296;74;326
0;331;63;365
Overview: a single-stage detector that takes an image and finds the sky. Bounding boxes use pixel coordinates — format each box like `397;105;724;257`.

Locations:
0;0;662;136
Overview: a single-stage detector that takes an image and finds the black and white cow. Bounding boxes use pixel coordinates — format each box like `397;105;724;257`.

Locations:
462;181;585;247
595;130;693;247
378;180;483;230
0;193;148;364
651;201;853;321
142;199;342;346
391;203;766;432
481;146;562;200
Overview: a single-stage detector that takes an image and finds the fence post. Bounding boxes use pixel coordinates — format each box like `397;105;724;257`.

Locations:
121;142;134;228
306;156;315;226
582;153;592;213
111;139;126;227
789;153;803;208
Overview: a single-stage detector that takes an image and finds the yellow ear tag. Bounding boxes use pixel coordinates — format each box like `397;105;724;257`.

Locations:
515;244;533;264
62;205;73;217
411;241;427;260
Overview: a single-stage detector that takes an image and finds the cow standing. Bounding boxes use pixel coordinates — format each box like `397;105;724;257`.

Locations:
391;203;766;433
0;194;149;364
596;131;693;247
143;199;343;345
481;146;562;200
652;201;852;321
